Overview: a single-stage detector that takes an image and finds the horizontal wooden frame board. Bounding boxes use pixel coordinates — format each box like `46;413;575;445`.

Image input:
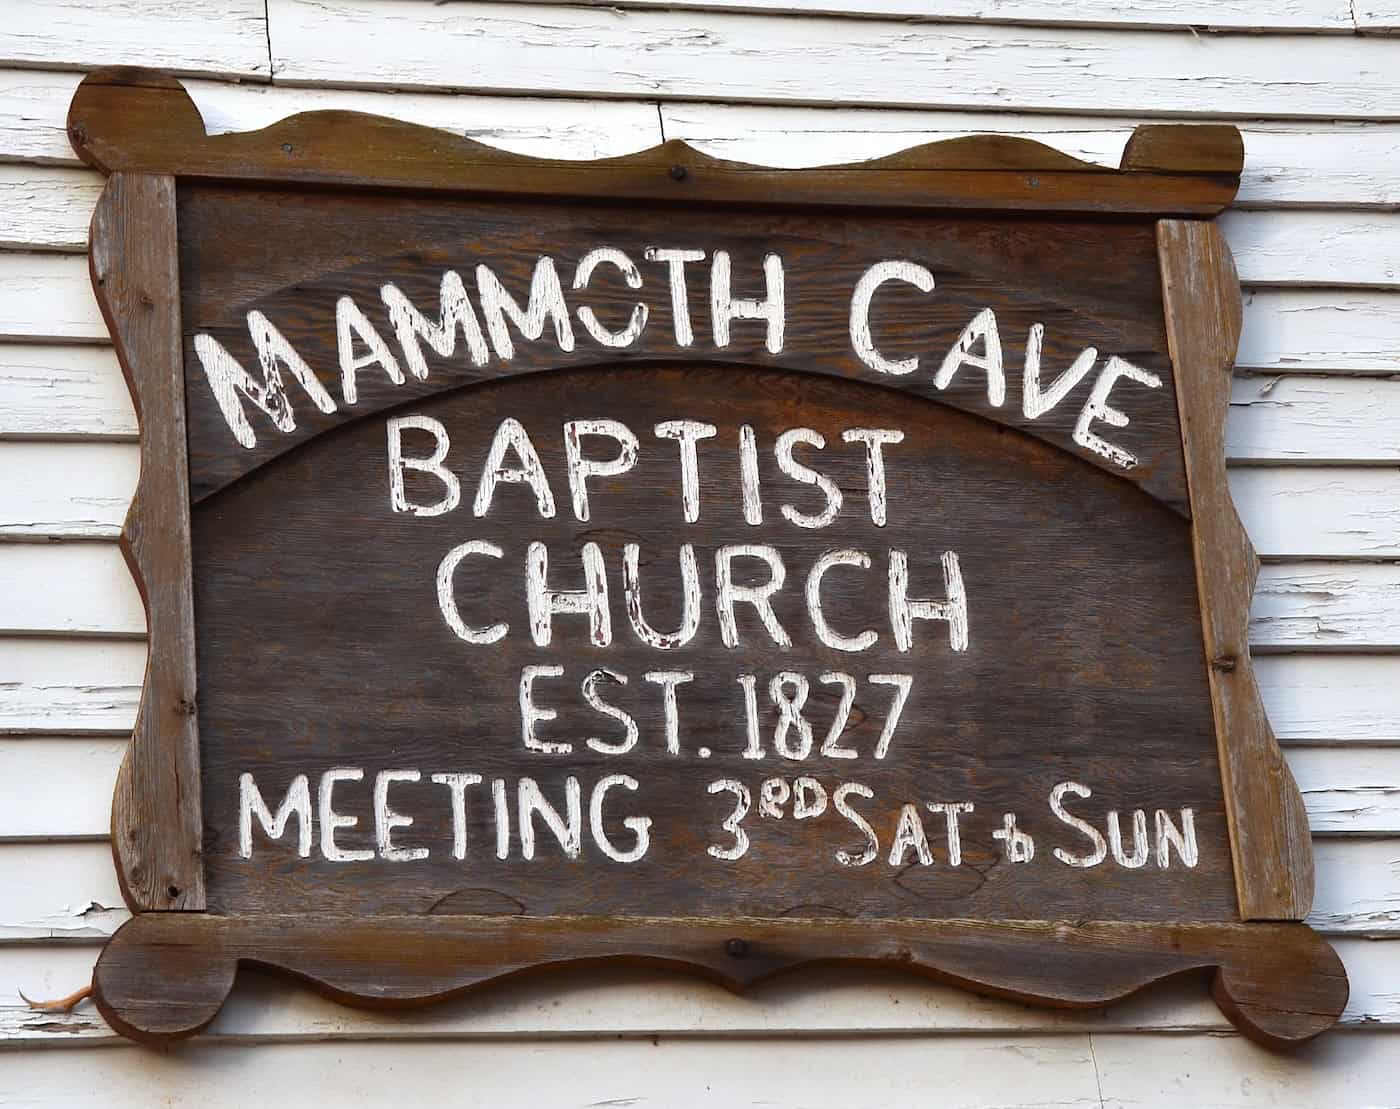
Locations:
4;736;1393;841
12;171;1400;291
0;935;1396;1045
9;346;1400;467
266;0;1400;119
9;251;1394;369
5;544;1397;647
0;0;269;80
4;640;1389;744
10;74;1400;208
659;106;1400;209
481;0;1362;32
2;1032;1397;1108
6;444;1397;557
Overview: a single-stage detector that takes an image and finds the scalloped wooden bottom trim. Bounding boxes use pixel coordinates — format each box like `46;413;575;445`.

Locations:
92;915;1346;1050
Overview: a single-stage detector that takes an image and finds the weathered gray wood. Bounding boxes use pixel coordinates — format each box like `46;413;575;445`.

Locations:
1158;219;1314;921
87;173;203;911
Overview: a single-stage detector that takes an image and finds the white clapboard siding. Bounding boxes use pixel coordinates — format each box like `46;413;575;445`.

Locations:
0;252;102;342
11;170;1400;289
4;1031;1400;1107
0;637;144;736
1229;374;1400;463
267;1;1400;119
0;737;122;840
0;441;135;540
1;737;1390;841
0;165;98;252
0;345;134;440
1252;564;1400;651
0;936;1396;1045
1354;2;1400;30
486;0;1359;32
1312;839;1400;933
1219;211;1400;289
1;544;1397;648
12;74;1400;212
1237;291;1400;371
3;443;1392;556
1254;656;1400;744
0;1;268;80
7;644;1387;745
1229;470;1400;560
0;841;125;942
1287;747;1400;835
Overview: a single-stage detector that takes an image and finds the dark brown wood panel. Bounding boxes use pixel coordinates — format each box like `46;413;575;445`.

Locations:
176;184;1189;512
195;366;1233;923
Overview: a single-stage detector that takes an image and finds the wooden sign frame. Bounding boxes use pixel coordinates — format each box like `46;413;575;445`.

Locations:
70;67;1346;1049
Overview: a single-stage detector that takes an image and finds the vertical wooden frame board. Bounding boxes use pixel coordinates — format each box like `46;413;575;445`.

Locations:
68;67;1344;1050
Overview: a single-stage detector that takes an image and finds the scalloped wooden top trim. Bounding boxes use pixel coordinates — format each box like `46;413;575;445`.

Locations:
68;68;1243;216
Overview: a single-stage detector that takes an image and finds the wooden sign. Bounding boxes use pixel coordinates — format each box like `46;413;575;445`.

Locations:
70;68;1346;1049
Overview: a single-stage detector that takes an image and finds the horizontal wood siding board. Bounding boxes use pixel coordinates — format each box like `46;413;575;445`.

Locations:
0;1030;1399;1100
4;253;1397;370
8;643;1392;745
0;738;124;841
267;1;1400;119
0;1;270;80
4;446;1394;556
3;736;1393;840
7;348;1399;467
0;345;136;440
1228;374;1400;463
1;546;1397;646
472;0;1361;32
0;638;145;736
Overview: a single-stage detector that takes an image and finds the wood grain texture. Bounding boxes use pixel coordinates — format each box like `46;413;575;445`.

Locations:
8;640;1395;745
12;445;1399;556
87;173;203;911
15;74;1400;209
91;913;1346;1048
9;737;1398;844
266;0;1400;119
660;105;1400;209
1159;219;1313;921
67;69;1242;216
0;0;269;79
478;0;1361;31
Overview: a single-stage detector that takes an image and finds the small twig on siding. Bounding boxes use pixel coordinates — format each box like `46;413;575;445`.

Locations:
18;981;93;1013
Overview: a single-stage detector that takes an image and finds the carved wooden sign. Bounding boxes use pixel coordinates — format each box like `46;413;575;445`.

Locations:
71;68;1345;1048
